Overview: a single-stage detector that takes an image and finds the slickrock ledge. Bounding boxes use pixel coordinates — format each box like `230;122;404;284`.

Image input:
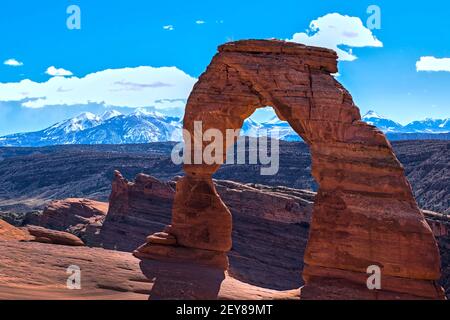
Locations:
0;241;299;300
0;219;34;241
0;219;84;246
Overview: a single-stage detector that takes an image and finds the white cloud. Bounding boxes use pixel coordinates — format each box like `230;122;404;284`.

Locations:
195;20;205;24
0;66;197;109
4;58;23;67
46;66;73;77
288;13;383;61
163;25;174;31
416;56;450;72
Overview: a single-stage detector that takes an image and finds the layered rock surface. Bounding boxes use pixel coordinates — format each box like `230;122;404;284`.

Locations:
0;219;84;246
0;219;33;241
26;198;107;233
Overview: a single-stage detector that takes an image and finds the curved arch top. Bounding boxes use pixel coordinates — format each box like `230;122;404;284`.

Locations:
139;39;444;299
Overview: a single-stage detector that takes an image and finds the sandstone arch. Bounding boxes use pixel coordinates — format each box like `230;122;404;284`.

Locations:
136;40;444;299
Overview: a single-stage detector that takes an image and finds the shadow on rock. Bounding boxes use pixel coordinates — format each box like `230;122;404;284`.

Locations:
139;259;225;300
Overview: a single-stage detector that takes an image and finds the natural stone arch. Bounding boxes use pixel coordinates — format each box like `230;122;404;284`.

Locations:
136;40;444;299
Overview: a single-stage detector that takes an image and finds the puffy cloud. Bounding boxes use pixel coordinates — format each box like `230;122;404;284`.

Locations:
195;20;205;24
0;66;197;109
288;13;383;61
46;66;73;77
163;25;174;31
4;58;23;67
416;56;450;72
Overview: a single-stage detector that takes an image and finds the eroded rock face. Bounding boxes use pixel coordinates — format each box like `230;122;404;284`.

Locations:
25;225;85;246
138;39;444;299
0;219;34;241
25;198;107;233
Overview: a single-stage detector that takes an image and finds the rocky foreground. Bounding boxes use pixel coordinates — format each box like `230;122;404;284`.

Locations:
0;241;300;300
1;171;448;299
0;173;313;299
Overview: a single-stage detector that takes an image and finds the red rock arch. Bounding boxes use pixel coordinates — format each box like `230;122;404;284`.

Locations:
137;40;444;299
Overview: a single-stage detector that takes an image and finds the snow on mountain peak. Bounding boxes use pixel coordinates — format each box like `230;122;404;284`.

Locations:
363;110;385;119
59;112;102;133
82;112;98;119
131;108;166;118
132;108;151;116
439;118;450;128
101;110;122;121
267;116;284;124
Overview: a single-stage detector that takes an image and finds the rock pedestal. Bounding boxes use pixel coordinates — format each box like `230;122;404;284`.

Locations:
136;39;444;299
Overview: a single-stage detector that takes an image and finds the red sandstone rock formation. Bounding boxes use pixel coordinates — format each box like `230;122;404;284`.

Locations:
27;172;450;297
27;198;107;232
0;219;84;246
0;219;34;241
25;225;85;246
108;170;175;220
136;39;444;299
33;172;314;289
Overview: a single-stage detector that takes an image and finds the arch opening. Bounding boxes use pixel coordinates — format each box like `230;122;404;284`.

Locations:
214;107;313;290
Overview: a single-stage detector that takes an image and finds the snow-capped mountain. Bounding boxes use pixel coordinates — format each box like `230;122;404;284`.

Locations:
0;112;105;147
362;110;450;134
362;110;403;133
240;116;301;141
101;110;123;121
0;109;448;147
0;109;183;147
402;118;450;133
74;109;183;144
241;110;450;141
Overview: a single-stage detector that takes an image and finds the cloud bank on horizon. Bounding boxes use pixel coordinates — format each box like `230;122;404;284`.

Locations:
0;66;197;109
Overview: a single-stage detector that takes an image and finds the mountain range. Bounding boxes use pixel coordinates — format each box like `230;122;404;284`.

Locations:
0;109;448;147
0;110;183;147
362;110;450;133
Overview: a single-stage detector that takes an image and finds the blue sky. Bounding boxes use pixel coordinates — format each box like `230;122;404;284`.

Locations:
1;0;450;135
